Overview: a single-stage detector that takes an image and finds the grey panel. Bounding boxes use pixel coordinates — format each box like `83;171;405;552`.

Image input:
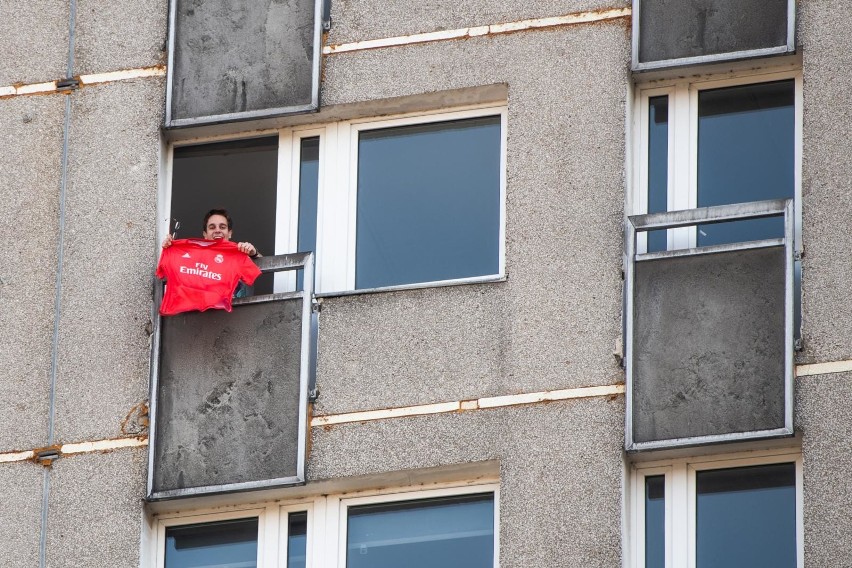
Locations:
632;247;786;443
153;300;303;493
637;0;790;66
169;0;319;124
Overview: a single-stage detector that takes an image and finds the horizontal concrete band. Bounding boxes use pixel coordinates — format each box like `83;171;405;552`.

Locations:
1;360;847;464
311;384;626;426
0;436;147;464
323;7;633;54
0;65;166;99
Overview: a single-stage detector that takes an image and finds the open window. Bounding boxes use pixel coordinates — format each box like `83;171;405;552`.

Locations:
164;106;507;295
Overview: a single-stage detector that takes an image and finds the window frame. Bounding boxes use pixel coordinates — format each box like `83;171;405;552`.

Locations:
150;482;499;568
631;69;803;255
629;449;804;568
160;104;508;296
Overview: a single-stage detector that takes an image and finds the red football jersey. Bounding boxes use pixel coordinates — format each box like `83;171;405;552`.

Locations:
156;239;262;316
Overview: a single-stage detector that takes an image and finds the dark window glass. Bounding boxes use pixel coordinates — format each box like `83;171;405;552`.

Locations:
697;80;795;246
347;494;494;568
288;512;308;568
172;136;278;294
355;116;501;289
645;476;665;568
296;137;320;291
696;463;796;568
165;518;258;568
647;97;669;252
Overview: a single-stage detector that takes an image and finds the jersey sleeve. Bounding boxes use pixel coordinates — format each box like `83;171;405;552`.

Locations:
239;254;263;285
155;247;171;280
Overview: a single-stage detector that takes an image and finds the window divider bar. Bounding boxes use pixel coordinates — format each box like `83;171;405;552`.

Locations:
635;238;785;262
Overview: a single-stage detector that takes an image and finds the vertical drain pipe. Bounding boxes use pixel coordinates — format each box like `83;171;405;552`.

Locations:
40;1;76;566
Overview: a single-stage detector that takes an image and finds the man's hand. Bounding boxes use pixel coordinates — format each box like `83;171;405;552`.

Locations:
237;242;259;257
162;234;174;248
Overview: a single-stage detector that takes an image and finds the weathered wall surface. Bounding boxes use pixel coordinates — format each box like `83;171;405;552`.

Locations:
799;0;852;363
0;0;68;85
798;372;852;568
316;22;629;414
327;0;630;43
53;78;163;445
0;95;65;452
310;397;625;567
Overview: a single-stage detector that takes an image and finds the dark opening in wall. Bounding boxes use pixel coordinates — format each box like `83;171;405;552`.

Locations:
170;136;278;294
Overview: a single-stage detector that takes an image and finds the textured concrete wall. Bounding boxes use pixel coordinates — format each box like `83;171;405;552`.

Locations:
799;1;852;364
45;448;147;568
74;0;168;75
0;0;68;85
316;22;629;414
0;95;65;452
51;78;163;445
310;397;625;567
798;372;852;568
328;0;629;44
0;462;43;566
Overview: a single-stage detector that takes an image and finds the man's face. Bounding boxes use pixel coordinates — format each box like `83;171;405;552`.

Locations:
203;214;232;241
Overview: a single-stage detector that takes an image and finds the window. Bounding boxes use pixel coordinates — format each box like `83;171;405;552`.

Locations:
164;106;507;295
344;493;495;568
630;451;802;568
152;484;499;568
634;70;802;333
636;73;800;253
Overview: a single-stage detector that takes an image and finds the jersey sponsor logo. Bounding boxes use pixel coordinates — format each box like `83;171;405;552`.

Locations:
214;254;224;264
179;262;223;281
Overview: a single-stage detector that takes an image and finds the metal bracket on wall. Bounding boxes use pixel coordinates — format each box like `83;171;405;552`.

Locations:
322;0;332;31
36;449;61;467
56;78;80;91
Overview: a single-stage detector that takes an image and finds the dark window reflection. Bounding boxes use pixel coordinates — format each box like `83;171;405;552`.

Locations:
355;116;501;289
165;518;258;568
288;512;308;568
647;97;669;253
697;80;794;246
645;475;665;568
696;463;796;568
172;136;279;295
347;494;494;568
296;137;320;291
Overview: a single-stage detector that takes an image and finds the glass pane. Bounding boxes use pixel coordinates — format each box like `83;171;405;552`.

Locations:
645;476;665;568
288;512;308;568
296;137;320;291
165;518;258;568
697;80;795;246
347;493;494;568
696;463;796;568
647;96;669;253
355;116;501;289
172;137;278;295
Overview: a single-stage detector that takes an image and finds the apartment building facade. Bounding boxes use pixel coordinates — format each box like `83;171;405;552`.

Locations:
2;0;849;566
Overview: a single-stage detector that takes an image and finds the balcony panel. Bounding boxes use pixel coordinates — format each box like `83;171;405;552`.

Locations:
632;246;786;444
150;297;306;498
166;0;321;126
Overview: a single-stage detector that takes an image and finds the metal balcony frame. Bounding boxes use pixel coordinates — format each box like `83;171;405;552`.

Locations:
164;0;323;127
624;199;795;451
631;0;797;71
146;252;316;500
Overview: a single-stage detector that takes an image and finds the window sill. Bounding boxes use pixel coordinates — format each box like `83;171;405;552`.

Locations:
316;273;507;299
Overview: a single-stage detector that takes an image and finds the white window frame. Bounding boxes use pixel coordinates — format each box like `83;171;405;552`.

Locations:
150;482;499;568
161;104;508;296
632;69;803;254
629;449;804;568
